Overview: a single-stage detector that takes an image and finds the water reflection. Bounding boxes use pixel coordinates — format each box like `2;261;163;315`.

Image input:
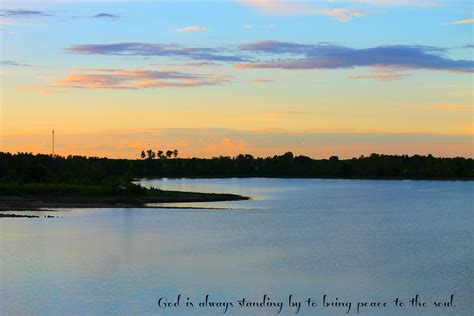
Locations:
1;179;472;315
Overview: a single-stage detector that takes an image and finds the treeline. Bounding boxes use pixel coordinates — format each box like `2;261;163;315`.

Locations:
0;152;472;184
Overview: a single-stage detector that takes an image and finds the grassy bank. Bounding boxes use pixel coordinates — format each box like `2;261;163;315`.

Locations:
0;182;249;212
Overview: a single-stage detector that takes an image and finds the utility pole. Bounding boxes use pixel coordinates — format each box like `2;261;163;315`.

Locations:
52;130;55;157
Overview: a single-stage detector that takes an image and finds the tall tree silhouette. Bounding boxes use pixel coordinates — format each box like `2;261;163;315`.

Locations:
146;149;156;159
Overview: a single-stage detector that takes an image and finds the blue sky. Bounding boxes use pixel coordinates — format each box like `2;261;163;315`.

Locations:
1;1;472;158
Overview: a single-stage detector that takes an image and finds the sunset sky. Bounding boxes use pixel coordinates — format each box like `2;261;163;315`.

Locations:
1;0;472;158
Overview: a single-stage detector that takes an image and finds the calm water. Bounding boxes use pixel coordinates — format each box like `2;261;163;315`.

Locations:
0;179;472;315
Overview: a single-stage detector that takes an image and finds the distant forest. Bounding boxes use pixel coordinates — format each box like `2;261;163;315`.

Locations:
1;152;473;184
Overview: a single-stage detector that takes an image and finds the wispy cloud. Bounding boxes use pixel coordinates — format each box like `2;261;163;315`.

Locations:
64;41;473;78
0;9;50;17
447;19;474;25
92;13;119;19
1;60;31;67
318;8;368;22
65;42;246;62
238;0;311;15
328;0;438;6
348;72;410;81
238;41;474;73
170;26;208;32
249;78;273;83
238;0;368;21
348;67;410;81
241;23;277;30
50;68;230;90
182;61;218;67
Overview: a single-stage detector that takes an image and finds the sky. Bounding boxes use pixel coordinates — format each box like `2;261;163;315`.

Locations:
0;0;472;158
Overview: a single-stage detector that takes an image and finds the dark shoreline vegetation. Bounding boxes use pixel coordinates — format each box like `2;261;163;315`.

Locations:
0;182;248;213
0;151;472;214
1;151;472;181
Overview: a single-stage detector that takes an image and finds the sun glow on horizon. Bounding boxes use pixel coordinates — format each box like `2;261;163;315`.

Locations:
1;1;472;158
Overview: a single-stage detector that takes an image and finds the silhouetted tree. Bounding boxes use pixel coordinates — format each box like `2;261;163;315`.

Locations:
146;149;156;159
173;149;179;158
166;150;173;159
140;150;146;159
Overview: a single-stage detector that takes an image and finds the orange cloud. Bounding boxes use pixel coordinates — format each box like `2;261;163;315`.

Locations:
223;137;245;151
2;129;473;159
348;72;409;81
447;19;474;25
248;78;273;83
50;68;229;90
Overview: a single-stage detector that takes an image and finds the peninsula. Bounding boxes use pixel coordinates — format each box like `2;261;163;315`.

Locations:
0;182;249;213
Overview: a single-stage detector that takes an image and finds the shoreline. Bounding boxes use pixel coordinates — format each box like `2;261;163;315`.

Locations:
138;176;474;181
0;191;250;213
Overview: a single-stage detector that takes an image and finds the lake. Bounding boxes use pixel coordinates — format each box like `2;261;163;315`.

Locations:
0;178;472;315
